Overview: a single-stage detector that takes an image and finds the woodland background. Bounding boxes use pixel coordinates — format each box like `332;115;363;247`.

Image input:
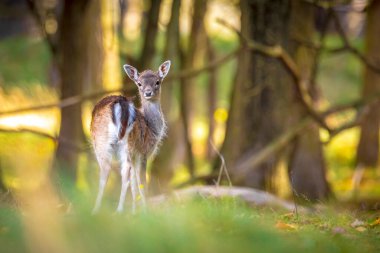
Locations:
0;0;380;252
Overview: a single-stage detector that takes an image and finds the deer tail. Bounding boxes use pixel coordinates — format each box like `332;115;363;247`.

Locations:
112;97;136;140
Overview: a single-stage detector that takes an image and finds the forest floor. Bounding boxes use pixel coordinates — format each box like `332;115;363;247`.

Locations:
1;195;380;253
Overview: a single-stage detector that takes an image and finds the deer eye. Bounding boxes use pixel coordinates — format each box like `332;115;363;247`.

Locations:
155;80;160;86
137;82;142;87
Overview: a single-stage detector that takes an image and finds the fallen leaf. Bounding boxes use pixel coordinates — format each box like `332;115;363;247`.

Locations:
332;226;346;235
370;218;380;227
276;221;298;230
355;226;367;232
281;212;295;218
351;219;365;228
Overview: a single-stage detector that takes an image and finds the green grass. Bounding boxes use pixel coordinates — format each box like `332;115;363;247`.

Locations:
1;197;380;253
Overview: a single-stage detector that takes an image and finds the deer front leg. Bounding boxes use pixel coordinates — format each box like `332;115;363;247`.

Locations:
116;146;132;213
135;155;147;206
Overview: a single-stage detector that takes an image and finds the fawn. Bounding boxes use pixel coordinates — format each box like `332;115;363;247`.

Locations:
90;61;170;213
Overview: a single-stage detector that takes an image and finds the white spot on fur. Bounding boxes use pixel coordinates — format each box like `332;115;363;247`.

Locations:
127;102;135;133
114;103;122;135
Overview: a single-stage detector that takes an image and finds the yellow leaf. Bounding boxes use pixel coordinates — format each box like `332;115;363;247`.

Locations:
355;226;367;232
370;218;380;227
275;221;298;230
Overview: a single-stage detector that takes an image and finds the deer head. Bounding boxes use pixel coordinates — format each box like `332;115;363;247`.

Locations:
123;61;171;102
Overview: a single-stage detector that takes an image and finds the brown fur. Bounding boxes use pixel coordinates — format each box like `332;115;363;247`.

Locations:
90;95;165;157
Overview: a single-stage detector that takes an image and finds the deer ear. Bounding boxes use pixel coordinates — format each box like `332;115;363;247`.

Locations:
158;60;171;79
123;64;139;83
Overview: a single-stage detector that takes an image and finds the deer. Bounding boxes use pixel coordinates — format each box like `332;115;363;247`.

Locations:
90;61;170;213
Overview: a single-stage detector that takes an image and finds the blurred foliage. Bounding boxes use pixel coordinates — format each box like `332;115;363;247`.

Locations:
318;35;364;106
0;37;50;89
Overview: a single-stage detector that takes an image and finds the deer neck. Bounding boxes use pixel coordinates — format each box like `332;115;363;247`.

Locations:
141;99;165;136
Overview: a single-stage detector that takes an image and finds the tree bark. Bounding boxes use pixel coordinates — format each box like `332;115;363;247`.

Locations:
206;38;217;159
55;0;90;179
287;0;331;200
356;0;380;169
139;0;162;69
179;0;207;177
221;0;293;190
150;0;182;193
100;0;122;91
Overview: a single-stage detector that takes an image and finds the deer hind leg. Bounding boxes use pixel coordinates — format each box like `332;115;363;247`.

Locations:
130;165;137;213
116;144;132;213
92;143;112;214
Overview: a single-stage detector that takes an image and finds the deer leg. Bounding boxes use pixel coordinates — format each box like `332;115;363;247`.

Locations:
116;146;132;213
135;155;147;206
92;145;112;214
130;165;138;213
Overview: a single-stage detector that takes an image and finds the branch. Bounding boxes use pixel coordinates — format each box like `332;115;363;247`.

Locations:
233;118;312;181
331;8;380;74
166;48;239;81
246;41;332;131
210;140;232;187
0;127;87;151
322;90;380;116
217;19;331;132
0;50;238;117
0;87;134;116
0;127;57;141
325;104;372;142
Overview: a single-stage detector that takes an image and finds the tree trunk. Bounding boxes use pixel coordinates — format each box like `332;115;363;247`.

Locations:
150;0;182;193
356;0;380;169
139;0;162;69
86;0;103;92
179;0;207;177
206;38;217;159
287;0;331;200
55;0;90;179
101;0;122;91
221;0;293;190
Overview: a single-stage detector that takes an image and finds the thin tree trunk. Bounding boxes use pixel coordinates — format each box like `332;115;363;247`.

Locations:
86;0;103;92
221;0;293;190
101;0;122;91
356;0;380;169
179;0;207;177
150;0;182;193
206;38;217;159
55;0;90;179
287;0;331;200
139;0;162;69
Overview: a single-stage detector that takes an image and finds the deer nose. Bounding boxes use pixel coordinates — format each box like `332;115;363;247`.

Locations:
144;91;153;97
